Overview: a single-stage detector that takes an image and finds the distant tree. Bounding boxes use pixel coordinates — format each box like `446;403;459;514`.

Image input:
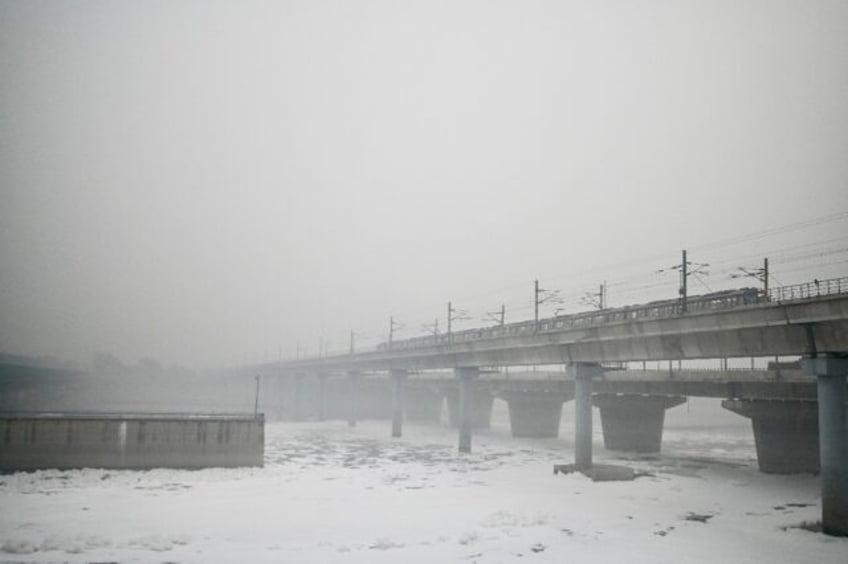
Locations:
92;352;127;376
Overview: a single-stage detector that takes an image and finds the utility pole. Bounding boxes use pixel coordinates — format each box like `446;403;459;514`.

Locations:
421;318;440;336
535;279;562;326
681;249;688;313
658;251;708;314
448;301;471;341
448;301;452;338
581;282;607;310
349;330;355;354
763;257;769;297
253;374;261;418
388;317;403;348
534;280;539;325
730;257;770;298
483;304;505;327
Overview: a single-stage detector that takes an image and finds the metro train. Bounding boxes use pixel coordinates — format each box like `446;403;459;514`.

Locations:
376;287;763;352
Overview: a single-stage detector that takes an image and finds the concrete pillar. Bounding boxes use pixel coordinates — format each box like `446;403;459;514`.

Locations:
722;399;819;474
390;369;407;438
347;372;360;428
571;363;601;470
802;355;848;537
593;394;686;453
499;390;573;438
445;388;494;429
292;373;304;422
456;367;479;453
405;386;443;422
316;373;328;421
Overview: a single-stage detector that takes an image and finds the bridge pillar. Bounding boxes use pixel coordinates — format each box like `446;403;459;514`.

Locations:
316;373;328;421
347;371;361;427
456;367;480;453
572;363;602;470
498;390;573;438
593;394;686;453
569;362;601;470
292;373;305;422
802;355;848;537
445;388;494;429
390;369;407;438
405;386;443;423
722;399;819;474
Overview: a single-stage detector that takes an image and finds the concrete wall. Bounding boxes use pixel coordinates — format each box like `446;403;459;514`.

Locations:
0;413;264;471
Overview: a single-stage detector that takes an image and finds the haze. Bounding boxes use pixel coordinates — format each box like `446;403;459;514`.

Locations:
2;1;847;369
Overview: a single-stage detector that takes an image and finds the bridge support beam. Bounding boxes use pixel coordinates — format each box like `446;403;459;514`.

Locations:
347;372;361;427
721;398;819;474
498;390;573;438
405;386;443;423
390;369;407;438
802;355;848;537
445;388;493;429
572;363;602;470
593;394;686;453
456;367;480;453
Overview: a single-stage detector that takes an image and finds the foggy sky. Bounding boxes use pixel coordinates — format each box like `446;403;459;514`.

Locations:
2;1;847;368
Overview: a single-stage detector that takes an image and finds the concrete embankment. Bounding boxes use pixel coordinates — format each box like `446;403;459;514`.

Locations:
0;412;264;471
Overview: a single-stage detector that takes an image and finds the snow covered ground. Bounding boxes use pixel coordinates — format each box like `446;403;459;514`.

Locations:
2;400;845;563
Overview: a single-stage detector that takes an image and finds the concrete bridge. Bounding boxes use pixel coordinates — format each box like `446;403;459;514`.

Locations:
248;278;848;535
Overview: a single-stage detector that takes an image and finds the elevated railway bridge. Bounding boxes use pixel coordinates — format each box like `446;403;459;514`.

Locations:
247;277;848;535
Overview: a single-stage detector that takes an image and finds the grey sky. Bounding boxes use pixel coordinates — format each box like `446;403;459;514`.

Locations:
2;1;847;368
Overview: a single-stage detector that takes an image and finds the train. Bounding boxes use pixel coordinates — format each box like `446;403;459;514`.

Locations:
376;287;763;352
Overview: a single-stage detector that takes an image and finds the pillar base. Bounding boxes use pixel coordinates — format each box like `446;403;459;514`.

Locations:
499;391;572;438
594;394;686;453
722;399;819;474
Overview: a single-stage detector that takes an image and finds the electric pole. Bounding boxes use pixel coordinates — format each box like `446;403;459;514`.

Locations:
421;318;440;336
253;374;261;418
730;257;769;298
764;257;769;297
681;249;688;313
388;317;403;348
534;279;563;326
484;304;505;327
448;301;471;341
534;280;539;325
581;282;607;310
658;250;708;314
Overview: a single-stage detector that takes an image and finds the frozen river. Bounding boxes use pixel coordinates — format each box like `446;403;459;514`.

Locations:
2;401;845;563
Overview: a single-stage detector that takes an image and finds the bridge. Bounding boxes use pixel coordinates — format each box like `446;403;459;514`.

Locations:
249;277;848;536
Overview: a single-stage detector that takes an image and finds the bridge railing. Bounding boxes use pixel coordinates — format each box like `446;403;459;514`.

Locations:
768;276;848;302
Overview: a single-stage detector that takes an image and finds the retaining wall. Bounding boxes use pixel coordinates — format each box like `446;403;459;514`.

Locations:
0;413;264;471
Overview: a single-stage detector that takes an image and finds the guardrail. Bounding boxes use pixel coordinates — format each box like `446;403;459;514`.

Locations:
768;276;848;302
